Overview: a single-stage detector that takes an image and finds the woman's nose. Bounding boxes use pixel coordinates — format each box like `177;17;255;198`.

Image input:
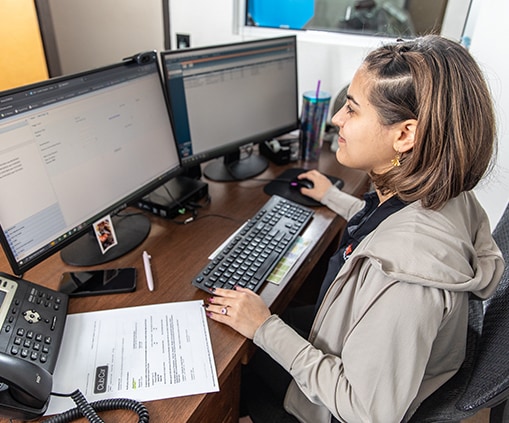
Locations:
331;105;345;128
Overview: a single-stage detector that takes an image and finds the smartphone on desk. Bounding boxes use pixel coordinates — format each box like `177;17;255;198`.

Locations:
58;268;136;297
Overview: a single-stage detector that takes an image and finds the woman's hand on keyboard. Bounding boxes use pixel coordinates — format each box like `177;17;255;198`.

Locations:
205;286;271;339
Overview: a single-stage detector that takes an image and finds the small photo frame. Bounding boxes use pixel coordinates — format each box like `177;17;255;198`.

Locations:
93;215;118;254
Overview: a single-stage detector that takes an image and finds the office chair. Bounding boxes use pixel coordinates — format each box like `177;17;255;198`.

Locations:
408;201;509;422
326;85;350;154
332;84;349;117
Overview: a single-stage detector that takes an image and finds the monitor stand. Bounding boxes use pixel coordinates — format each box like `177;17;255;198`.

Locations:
203;150;268;181
60;213;150;267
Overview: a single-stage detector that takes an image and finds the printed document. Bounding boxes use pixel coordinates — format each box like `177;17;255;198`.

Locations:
46;300;218;415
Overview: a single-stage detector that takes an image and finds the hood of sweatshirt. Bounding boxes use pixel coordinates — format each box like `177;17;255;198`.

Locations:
345;191;504;299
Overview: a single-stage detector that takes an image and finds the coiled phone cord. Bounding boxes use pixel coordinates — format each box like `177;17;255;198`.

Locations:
41;389;149;423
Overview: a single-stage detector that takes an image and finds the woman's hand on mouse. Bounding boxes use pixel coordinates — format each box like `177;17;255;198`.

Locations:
298;170;333;201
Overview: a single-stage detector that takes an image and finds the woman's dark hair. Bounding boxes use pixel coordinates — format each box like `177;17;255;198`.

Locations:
363;35;496;210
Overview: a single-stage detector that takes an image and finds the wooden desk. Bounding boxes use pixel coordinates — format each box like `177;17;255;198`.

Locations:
0;143;368;423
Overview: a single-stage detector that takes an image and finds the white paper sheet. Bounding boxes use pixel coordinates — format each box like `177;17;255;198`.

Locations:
45;300;218;415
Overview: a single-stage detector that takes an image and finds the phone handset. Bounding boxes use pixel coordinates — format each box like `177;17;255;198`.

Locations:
0;352;52;412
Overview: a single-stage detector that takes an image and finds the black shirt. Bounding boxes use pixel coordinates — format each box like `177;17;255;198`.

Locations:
315;192;407;311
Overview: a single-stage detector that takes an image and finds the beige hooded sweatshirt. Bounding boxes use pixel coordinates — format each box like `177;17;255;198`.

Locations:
254;189;504;423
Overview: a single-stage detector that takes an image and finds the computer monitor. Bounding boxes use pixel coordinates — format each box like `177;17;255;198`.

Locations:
160;36;299;181
0;52;182;275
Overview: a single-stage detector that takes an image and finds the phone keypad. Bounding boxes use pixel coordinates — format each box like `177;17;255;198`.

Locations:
0;272;68;373
11;327;52;364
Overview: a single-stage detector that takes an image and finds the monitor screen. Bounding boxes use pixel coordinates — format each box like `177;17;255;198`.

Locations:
161;36;299;181
0;52;181;275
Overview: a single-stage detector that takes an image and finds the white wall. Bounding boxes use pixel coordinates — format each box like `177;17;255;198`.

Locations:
170;0;509;228
48;0;167;75
169;0;241;47
469;0;509;227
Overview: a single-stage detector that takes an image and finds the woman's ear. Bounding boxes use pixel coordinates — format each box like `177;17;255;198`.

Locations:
394;119;417;153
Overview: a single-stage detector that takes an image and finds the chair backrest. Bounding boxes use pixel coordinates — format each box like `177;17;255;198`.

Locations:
455;202;509;413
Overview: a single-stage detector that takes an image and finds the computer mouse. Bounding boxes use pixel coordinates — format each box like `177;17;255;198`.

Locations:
289;177;314;190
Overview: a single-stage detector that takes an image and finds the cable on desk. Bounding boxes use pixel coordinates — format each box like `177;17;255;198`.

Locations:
41;389;149;423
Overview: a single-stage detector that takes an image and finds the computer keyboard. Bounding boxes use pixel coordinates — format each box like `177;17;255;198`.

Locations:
192;195;314;293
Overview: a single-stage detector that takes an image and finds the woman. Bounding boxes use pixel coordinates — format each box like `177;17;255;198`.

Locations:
205;35;505;422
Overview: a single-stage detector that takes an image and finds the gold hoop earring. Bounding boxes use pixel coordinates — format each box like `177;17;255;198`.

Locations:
391;152;401;167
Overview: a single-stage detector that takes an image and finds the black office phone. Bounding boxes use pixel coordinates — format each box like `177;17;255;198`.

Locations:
0;271;68;420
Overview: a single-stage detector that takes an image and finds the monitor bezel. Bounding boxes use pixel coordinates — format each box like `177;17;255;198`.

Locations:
0;53;183;275
159;35;300;174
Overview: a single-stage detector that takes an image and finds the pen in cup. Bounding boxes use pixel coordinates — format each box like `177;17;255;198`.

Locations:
142;250;154;291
